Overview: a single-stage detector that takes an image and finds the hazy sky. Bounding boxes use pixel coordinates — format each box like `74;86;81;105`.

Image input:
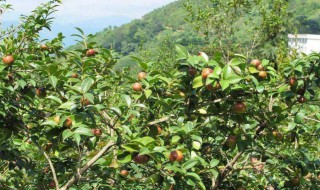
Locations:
2;0;176;24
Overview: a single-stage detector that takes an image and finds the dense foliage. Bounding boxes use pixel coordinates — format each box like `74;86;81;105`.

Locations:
0;1;320;190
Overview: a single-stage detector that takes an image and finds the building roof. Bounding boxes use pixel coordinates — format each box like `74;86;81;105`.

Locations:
288;34;320;40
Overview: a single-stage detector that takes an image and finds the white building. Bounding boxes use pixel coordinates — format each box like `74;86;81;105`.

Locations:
288;34;320;54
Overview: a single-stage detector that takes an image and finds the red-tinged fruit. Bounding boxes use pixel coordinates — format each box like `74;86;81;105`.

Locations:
201;68;213;79
86;49;96;57
257;64;264;71
138;72;147;80
120;170;129;177
234;101;246;113
169;150;183;162
133;154;149;164
63;117;72;128
132;82;142;91
289;77;296;86
71;73;78;78
81;98;91;106
251;59;261;67
2;55;14;66
49;180;55;188
92;129;102;137
36;88;47;98
40;44;48;50
188;67;197;76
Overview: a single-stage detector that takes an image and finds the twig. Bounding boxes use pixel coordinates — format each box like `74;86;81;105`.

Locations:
60;141;114;190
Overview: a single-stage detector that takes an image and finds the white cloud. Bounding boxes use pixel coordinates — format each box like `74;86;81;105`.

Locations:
2;0;176;24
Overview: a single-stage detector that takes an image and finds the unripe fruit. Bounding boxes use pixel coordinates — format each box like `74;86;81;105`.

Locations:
92;129;102;137
138;72;147;80
179;91;186;97
120;170;129;177
53;116;60;124
63;117;72;128
132;83;142;91
251;59;261;67
234;101;246;113
297;96;306;103
226;136;237;147
169;150;183;162
188;67;197;76
133;154;149;164
36;88;47;98
2;55;14;66
259;71;267;78
257;64;264;71
26;139;32;144
289;77;296;86
201;68;213;79
86;49;96;57
71;73;78;78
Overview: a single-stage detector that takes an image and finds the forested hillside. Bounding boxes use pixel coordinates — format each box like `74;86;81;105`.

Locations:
68;0;320;70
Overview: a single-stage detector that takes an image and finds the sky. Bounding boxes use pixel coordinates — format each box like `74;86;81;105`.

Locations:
1;0;176;46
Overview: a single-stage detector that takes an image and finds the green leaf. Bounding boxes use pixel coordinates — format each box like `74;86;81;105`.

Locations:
46;95;62;104
227;76;242;84
220;80;230;90
117;152;132;164
248;66;259;73
74;127;94;136
59;101;76;109
171;136;181;144
144;89;152;99
17;80;27;88
73;134;81;146
81;77;94;93
288;122;296;131
192;76;203;89
230;58;244;66
121;94;132;107
62;129;74;141
192;141;201;150
183;159;198;170
49;76;58;89
210;159;219;167
222;65;233;79
133;137;155;146
175;44;189;59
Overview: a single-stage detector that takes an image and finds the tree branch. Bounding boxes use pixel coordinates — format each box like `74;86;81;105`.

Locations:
60;141;115;190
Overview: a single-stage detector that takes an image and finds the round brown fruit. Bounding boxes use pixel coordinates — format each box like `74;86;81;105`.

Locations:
157;125;162;135
188;67;197;76
206;82;220;91
49;180;55;188
137;72;147;80
53;116;60;124
259;71;267;78
226;136;237;147
234;101;246;113
36;88;47;98
120;170;129;177
272;131;283;141
86;49;96;57
251;59;261;67
40;44;48;50
133;154;149;164
2;55;14;66
201;68;213;79
63;117;72;128
132;83;142;91
92;129;102;137
289;77;296;86
297;96;306;103
297;88;305;95
291;177;300;186
71;73;78;78
81;98;91;106
169;150;183;162
257;64;264;71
